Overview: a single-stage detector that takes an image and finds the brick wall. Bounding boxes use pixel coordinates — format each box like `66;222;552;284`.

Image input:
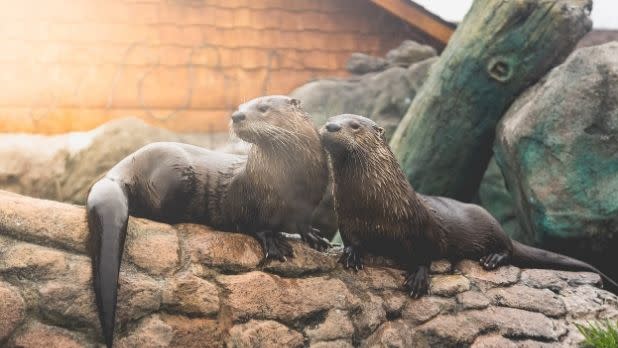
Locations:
0;0;419;134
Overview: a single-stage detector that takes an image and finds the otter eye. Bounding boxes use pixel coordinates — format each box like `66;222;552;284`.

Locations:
349;121;361;130
258;104;269;113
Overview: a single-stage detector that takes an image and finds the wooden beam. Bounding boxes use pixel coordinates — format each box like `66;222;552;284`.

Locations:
371;0;454;44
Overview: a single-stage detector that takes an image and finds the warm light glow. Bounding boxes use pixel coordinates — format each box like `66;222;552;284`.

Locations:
0;0;409;134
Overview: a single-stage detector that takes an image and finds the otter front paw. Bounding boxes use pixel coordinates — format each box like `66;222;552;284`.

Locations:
403;266;429;298
301;228;331;251
339;246;363;271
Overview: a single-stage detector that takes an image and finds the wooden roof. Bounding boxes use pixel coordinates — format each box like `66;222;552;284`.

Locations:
370;0;456;45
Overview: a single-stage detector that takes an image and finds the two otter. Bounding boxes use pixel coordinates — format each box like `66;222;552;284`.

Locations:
320;114;618;297
87;96;330;347
88;99;615;346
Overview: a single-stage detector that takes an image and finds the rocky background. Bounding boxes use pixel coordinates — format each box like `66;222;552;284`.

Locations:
1;190;617;348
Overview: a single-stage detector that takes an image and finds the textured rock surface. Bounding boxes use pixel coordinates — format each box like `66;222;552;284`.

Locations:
0;117;229;205
344;40;435;76
345;53;388;75
1;190;617;347
384;40;437;68
495;43;618;278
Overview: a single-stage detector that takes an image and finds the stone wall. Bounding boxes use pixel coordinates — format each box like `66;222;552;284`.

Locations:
0;0;420;134
1;190;617;347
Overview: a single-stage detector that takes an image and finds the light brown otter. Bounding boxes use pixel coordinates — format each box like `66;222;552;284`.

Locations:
319;114;618;298
86;96;330;347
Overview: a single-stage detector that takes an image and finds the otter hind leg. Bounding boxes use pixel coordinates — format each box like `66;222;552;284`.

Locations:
404;265;430;298
339;245;363;271
480;251;510;270
255;231;294;262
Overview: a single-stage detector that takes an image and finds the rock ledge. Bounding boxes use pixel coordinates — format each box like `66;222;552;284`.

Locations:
0;190;617;347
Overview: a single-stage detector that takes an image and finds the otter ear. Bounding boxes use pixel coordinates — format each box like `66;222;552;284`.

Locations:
290;98;301;107
374;126;386;141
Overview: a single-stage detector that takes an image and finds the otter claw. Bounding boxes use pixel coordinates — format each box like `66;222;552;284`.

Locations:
339;246;363;271
258;232;294;262
404;266;429;298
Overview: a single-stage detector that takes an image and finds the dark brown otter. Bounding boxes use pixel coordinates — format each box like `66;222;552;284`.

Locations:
319;114;618;298
86;96;330;347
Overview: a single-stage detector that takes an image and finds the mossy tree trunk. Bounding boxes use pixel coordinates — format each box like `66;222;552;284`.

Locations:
390;0;592;201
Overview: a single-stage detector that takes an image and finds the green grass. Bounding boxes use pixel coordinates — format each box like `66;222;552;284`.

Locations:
576;320;618;348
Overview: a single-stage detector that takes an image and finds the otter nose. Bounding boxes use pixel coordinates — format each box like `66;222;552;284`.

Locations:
325;123;341;132
231;111;246;123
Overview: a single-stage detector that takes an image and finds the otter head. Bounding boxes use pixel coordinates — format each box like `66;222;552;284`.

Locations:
230;95;311;146
319;114;385;161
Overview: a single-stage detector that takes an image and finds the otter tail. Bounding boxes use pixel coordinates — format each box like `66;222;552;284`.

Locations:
86;178;129;348
511;240;618;294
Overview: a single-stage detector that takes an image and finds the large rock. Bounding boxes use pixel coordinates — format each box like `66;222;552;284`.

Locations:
1;190;616;347
0;118;229;205
494;43;618;277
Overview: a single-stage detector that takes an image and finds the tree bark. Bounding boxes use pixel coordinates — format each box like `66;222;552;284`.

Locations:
389;0;592;201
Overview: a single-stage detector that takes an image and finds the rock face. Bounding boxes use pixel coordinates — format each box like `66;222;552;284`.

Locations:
384;40;437;68
345;53;388;75
1;190;617;347
344;40;436;76
494;43;618;276
291;41;437;138
0;118;229;205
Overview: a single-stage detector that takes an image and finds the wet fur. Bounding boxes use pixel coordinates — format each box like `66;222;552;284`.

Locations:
87;96;329;347
320;114;618;298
